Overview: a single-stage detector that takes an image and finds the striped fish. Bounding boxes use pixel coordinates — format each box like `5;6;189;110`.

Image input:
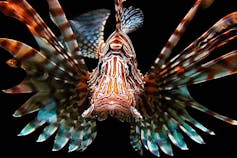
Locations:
0;0;237;157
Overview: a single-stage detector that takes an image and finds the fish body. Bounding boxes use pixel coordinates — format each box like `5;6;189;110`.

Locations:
85;31;144;121
0;0;237;157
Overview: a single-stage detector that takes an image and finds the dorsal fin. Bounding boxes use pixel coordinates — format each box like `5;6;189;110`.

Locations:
68;6;143;59
114;0;143;33
114;0;125;32
121;6;144;34
69;9;110;59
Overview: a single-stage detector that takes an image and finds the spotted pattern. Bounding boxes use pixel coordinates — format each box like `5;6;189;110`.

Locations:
69;9;110;59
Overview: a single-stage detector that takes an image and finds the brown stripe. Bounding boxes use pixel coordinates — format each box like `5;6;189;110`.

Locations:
24;5;36;19
63;34;75;42
0;39;21;55
59;22;72;36
0;2;15;17
20;48;37;60
50;7;64;17
33;22;45;35
165;41;173;49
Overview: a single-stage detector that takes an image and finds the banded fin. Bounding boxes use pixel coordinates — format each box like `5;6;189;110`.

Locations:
190;50;237;84
114;0;124;31
129;125;143;155
47;0;78;54
0;0;95;153
0;0;85;75
153;0;203;68
69;9;110;59
121;6;144;34
156;12;237;88
0;36;76;83
136;9;237;155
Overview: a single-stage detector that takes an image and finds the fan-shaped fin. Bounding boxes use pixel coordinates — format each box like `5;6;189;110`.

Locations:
121;6;144;34
147;136;160;157
157;12;237;88
77;121;97;151
0;0;85;73
68;128;83;152
0;0;94;153
0;38;76;82
69;9;110;59
136;10;237;156
140;121;174;156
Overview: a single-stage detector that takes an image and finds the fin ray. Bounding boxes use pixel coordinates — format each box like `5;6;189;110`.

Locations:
121;6;144;34
69;9;110;59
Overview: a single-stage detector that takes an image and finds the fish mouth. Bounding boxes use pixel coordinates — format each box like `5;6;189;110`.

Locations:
82;97;142;122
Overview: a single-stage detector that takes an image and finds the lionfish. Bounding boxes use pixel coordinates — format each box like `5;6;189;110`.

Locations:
0;0;237;157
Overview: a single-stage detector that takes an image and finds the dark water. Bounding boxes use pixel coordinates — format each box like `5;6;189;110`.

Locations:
0;1;237;158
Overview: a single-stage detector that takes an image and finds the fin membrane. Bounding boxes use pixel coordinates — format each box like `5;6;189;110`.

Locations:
69;6;144;59
122;6;144;34
69;9;110;59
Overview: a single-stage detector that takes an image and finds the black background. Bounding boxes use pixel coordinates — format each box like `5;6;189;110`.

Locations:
0;0;237;158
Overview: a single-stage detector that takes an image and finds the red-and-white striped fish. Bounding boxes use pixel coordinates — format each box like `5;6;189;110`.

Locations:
0;0;237;157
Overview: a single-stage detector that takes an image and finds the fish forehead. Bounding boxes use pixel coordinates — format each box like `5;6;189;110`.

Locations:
100;31;137;58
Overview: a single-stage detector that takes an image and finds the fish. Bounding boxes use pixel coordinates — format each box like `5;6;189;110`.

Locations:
0;0;237;157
